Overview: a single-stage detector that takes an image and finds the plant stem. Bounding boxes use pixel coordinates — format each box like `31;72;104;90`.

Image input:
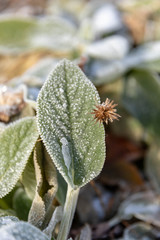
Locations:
57;185;79;240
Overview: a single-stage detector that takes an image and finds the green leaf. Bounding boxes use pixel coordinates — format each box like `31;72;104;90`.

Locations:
13;188;32;221
145;142;160;193
0;17;76;54
21;152;36;200
56;171;67;206
0;18;36;52
123;69;160;138
0;209;16;218
37;59;105;188
0;117;39;198
28;141;58;229
0;221;49;240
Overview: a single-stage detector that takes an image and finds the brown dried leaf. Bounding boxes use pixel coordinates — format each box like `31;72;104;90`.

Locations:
0;85;25;122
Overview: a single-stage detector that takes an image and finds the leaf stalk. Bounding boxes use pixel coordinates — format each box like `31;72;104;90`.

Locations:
57;185;79;240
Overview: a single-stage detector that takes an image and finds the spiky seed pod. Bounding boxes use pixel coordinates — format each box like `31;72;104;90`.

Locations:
92;98;121;124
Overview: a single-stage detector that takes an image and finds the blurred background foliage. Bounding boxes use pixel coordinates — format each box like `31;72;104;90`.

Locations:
1;0;160;239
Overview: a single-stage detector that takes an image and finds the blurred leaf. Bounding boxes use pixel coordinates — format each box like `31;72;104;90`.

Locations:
13;188;32;221
137;59;160;72
28;141;58;229
99;161;144;187
123;222;160;240
123;69;160;138
91;3;122;37
0;18;36;53
106;134;145;163
112;192;160;227
0;216;19;228
146;143;160;193
0;221;49;240
0;17;77;54
85;35;130;60
18;101;36;119
10;58;58;88
0;117;38;198
75;224;92;240
37;59;105;188
0;209;16;218
88;41;160;85
0;85;25;122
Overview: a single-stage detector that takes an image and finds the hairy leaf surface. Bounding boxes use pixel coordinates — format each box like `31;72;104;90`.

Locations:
37;59;105;188
0;117;38;198
0;221;49;240
28;141;58;229
0;216;19;228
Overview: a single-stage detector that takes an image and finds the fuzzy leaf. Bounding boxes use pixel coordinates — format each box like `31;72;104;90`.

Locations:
37;59;105;188
0;221;49;240
28;141;58;229
0;216;19;228
0;117;38;198
43;206;62;238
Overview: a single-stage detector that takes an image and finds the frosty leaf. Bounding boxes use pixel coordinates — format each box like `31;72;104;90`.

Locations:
86;35;130;60
146;143;160;193
37;59;105;188
0;17;76;54
0;221;49;240
123;69;160;138
116;192;160;227
123;223;159;240
0;117;38;198
0;216;19;228
0;18;36;53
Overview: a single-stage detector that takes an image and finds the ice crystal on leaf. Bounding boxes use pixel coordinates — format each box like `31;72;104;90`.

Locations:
37;59;105;188
0;117;38;198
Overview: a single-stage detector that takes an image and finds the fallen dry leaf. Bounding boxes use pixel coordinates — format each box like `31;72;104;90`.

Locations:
0;85;25;122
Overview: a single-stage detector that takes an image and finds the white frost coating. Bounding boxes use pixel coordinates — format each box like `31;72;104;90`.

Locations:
0;117;39;198
0;217;19;228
